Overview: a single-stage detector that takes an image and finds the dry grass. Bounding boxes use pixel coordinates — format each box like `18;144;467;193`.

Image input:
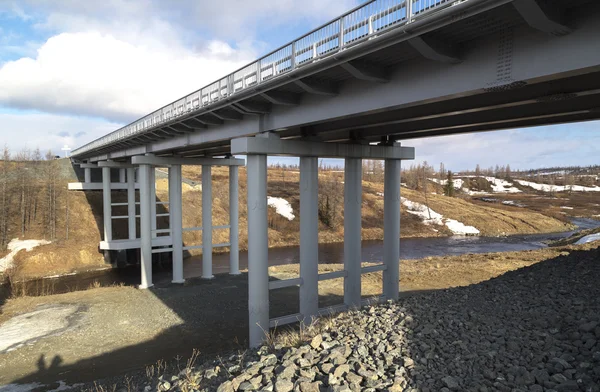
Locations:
10;165;573;281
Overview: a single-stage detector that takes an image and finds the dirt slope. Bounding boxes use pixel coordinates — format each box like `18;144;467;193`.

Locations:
7;165;572;280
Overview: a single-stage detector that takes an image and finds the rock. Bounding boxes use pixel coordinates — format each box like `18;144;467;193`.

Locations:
333;364;351;378
217;381;235;392
205;368;218;379
346;371;363;386
274;378;294;392
238;381;255;391
442;376;460;390
299;381;321;392
580;321;599;333
310;334;323;350
262;354;278;367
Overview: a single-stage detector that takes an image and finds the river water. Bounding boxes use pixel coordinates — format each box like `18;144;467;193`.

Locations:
3;218;599;295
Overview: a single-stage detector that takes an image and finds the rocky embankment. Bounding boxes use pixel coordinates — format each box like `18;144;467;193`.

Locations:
92;246;600;392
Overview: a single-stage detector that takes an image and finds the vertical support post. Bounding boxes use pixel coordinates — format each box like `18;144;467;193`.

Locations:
119;168;126;183
406;0;413;23
383;159;401;301
229;165;240;275
300;157;319;321
127;167;136;240
150;167;157;238
139;164;153;289
102;166;112;242
170;165;184;284
247;154;268;347
202;165;214;279
339;17;345;48
84;167;91;183
344;158;362;308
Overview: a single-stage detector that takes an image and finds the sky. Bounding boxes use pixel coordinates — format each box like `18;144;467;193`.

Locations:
0;0;598;172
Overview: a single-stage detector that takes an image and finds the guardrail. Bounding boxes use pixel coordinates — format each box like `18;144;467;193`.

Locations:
72;0;454;157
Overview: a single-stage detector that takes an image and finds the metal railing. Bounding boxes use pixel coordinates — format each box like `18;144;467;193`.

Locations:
72;0;454;157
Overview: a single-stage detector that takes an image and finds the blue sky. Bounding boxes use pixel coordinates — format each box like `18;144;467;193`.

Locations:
0;0;598;171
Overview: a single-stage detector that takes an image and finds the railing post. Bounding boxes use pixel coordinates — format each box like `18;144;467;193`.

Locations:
383;158;401;301
247;154;269;347
102;166;112;242
170;165;184;284
229;165;240;275
291;42;296;70
139;164;153;289
406;0;413;23
202;165;214;279
344;158;362;308
339;17;345;48
257;60;262;85
300;157;319;322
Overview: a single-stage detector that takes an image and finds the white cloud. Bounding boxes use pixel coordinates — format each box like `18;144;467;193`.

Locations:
0;0;357;124
0;111;121;155
0;32;256;122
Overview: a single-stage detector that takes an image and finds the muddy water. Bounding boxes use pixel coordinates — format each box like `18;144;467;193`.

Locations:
3;218;599;295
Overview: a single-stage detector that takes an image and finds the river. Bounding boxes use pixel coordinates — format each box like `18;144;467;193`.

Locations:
3;218;599;296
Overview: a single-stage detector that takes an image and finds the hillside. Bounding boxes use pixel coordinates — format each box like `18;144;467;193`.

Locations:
3;161;574;280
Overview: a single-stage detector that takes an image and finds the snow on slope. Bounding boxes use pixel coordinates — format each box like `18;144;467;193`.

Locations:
515;180;600;192
575;233;600;245
430;178;464;189
401;197;479;235
267;197;295;220
0;239;51;273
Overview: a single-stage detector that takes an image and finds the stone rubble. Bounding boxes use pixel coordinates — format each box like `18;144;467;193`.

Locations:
115;248;600;392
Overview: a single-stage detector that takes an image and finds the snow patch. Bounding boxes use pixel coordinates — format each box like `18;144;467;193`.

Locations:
267;197;295;220
575;233;600;245
515;180;600;193
483;177;522;193
0;239;51;273
430;178;464;189
401;197;479;235
560;206;574;210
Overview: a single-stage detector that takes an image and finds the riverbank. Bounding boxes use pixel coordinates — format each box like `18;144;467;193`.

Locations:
1;242;599;390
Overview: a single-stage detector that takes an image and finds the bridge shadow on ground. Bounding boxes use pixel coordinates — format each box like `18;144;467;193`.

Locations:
6;247;600;391
5;271;351;389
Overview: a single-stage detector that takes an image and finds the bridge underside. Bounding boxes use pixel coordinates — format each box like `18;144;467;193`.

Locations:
70;0;600;348
75;0;600;163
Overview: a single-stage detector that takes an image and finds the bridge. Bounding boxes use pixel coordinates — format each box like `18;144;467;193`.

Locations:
69;0;600;346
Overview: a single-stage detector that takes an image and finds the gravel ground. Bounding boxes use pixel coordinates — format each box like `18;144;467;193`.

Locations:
85;245;600;392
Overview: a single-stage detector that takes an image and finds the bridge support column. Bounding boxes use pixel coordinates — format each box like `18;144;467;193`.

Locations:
127;167;137;240
247;154;269;348
119;168;126;183
139;164;153;289
229;165;240;275
169;165;184;284
150;168;157;239
383;158;401;301
102;167;112;242
202;165;214;279
300;156;319;322
84;167;91;183
344;158;362;308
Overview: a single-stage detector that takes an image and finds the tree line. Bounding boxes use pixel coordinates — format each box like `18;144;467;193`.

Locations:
0;146;66;250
